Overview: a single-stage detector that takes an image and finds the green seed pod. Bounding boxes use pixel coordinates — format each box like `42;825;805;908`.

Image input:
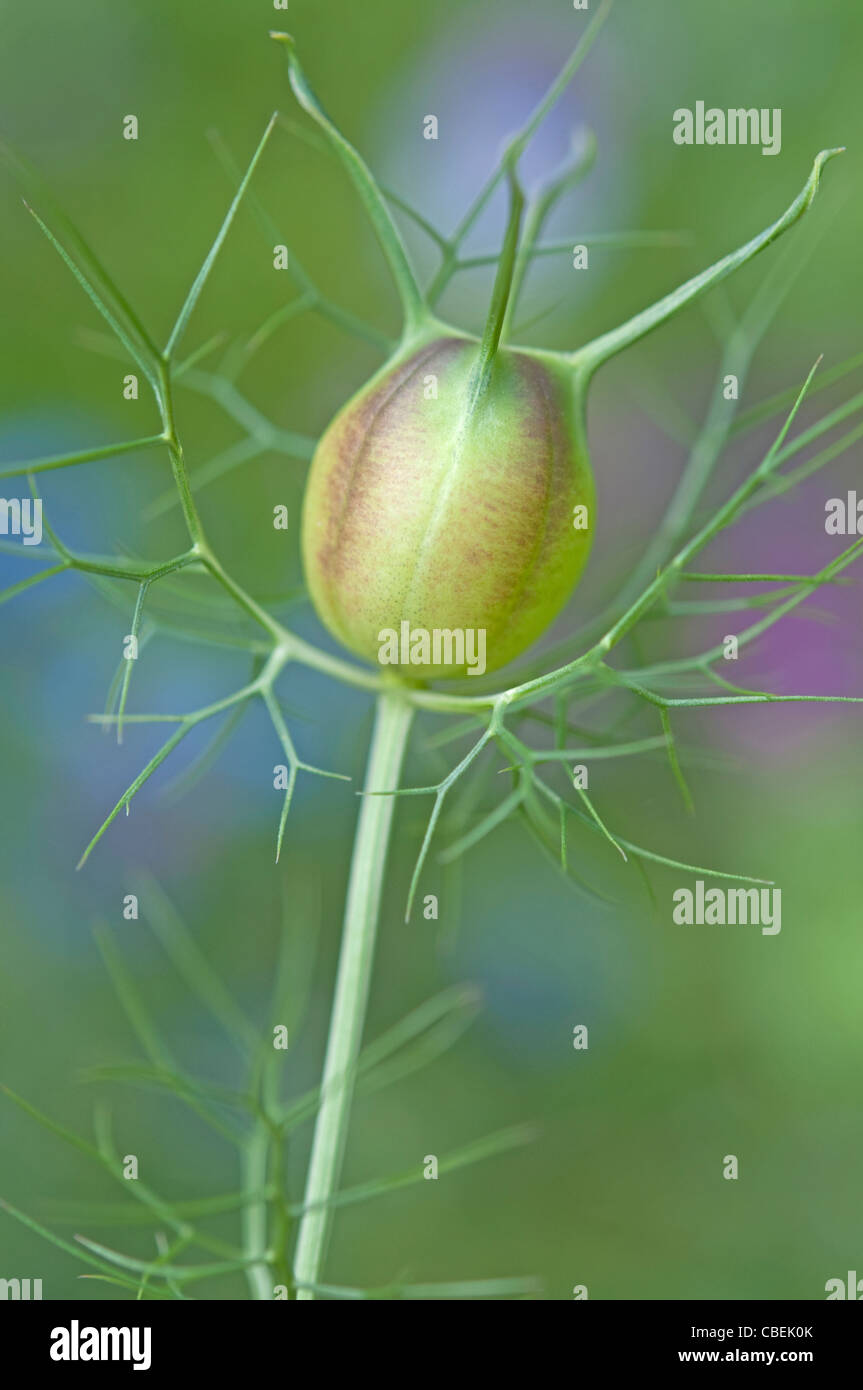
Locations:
275;32;840;687
302;336;593;679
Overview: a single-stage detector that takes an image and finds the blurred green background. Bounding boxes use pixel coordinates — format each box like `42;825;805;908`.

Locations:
1;0;861;1300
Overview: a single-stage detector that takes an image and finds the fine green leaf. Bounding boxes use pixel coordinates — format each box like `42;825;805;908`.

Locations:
164;113;278;359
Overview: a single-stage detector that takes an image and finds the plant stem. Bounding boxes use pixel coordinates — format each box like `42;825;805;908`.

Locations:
242;1121;273;1300
293;688;414;1299
501;132;597;344
569;148;843;379
271;34;427;341
426;0;615;306
469;160;524;398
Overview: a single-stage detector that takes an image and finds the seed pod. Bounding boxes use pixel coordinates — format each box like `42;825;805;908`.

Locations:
302;336;594;679
277;34;840;684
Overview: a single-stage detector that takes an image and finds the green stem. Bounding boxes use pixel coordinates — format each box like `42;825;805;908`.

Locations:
426;0;615;306
164;112;278;361
272;34;427;340
469;161;524;399
242;1122;273;1300
0;433;165;482
564;246;803;656
203;551;289;645
501;132;597;343
569;148;843;380
293;689;414;1299
158;368;207;548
